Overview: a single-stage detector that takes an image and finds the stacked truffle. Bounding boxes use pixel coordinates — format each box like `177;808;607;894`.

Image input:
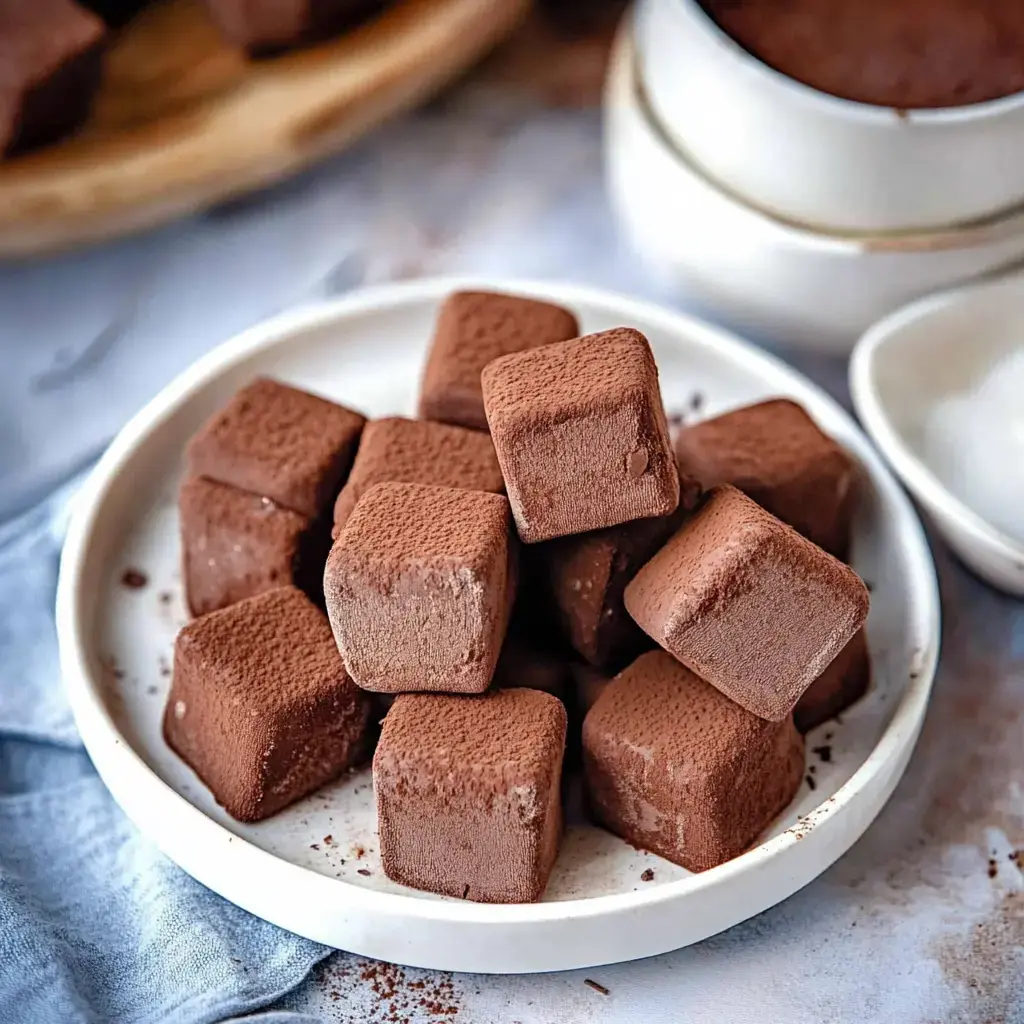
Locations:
0;0;391;163
166;288;873;902
0;0;107;157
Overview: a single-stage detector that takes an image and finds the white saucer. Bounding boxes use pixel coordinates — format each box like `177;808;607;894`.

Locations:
56;278;940;973
851;273;1024;597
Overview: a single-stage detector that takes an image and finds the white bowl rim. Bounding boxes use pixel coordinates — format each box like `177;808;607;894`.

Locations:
57;275;941;931
624;35;1024;254
850;275;1024;564
671;0;1024;124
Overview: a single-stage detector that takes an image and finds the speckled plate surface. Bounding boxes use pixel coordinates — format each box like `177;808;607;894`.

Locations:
56;277;940;972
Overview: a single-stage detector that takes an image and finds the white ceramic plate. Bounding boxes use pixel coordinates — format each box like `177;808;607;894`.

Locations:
56;278;940;973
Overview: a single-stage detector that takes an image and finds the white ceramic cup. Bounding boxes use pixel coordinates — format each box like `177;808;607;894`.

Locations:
635;0;1024;233
605;21;1024;353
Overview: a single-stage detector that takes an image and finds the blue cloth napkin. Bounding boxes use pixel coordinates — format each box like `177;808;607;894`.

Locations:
0;479;330;1024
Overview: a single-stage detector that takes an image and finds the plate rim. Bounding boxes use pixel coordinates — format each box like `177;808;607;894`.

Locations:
56;276;941;952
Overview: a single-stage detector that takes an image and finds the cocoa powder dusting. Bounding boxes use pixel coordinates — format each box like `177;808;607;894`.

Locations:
312;957;463;1022
834;549;1024;1018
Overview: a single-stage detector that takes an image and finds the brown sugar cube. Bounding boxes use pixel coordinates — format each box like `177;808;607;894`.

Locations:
164;586;371;822
583;651;804;871
674;399;857;559
0;0;106;156
187;377;365;519
324;482;516;694
180;476;332;617
540;475;701;671
624;485;869;722
332;416;505;537
794;628;871;734
418;291;580;431
202;0;384;55
482;328;680;543
375;688;567;902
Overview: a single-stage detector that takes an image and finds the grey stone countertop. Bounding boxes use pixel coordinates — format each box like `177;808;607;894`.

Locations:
0;15;1020;1023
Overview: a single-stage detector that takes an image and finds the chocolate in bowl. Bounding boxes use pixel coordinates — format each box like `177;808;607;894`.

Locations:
699;0;1024;109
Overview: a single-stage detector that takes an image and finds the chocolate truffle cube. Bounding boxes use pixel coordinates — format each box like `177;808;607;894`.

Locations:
375;688;567;902
203;0;384;55
794;628;871;734
418;291;580;431
583;651;804;872
674;399;857;559
0;0;106;157
332;416;505;537
482;328;680;543
180;476;333;617
187;377;365;519
79;0;149;26
540;478;701;671
164;586;371;822
325;482;516;694
571;662;611;715
493;637;570;703
625;486;869;722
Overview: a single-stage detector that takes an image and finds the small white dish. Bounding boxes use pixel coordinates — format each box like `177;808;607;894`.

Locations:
636;0;1024;233
56;277;939;973
606;22;1024;354
851;274;1024;597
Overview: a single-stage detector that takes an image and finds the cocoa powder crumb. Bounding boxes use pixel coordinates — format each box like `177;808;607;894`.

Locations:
323;834;333;845
121;568;148;589
640;868;655;881
812;745;833;763
584;978;610;996
806;774;817;791
1010;850;1023;869
317;953;461;1021
310;844;320;850
988;859;999;879
105;658;125;681
357;868;372;876
159;591;172;605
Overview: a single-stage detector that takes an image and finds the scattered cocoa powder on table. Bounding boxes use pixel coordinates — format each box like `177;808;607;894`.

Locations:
313;958;462;1022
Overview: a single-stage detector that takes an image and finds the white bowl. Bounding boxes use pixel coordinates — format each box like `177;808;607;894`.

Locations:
851;274;1024;597
56;277;939;972
606;23;1024;354
635;0;1024;233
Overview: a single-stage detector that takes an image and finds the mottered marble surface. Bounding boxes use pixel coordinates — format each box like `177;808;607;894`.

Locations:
0;19;1021;1024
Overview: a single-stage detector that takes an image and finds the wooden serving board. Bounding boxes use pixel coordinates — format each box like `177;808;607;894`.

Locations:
0;0;529;258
